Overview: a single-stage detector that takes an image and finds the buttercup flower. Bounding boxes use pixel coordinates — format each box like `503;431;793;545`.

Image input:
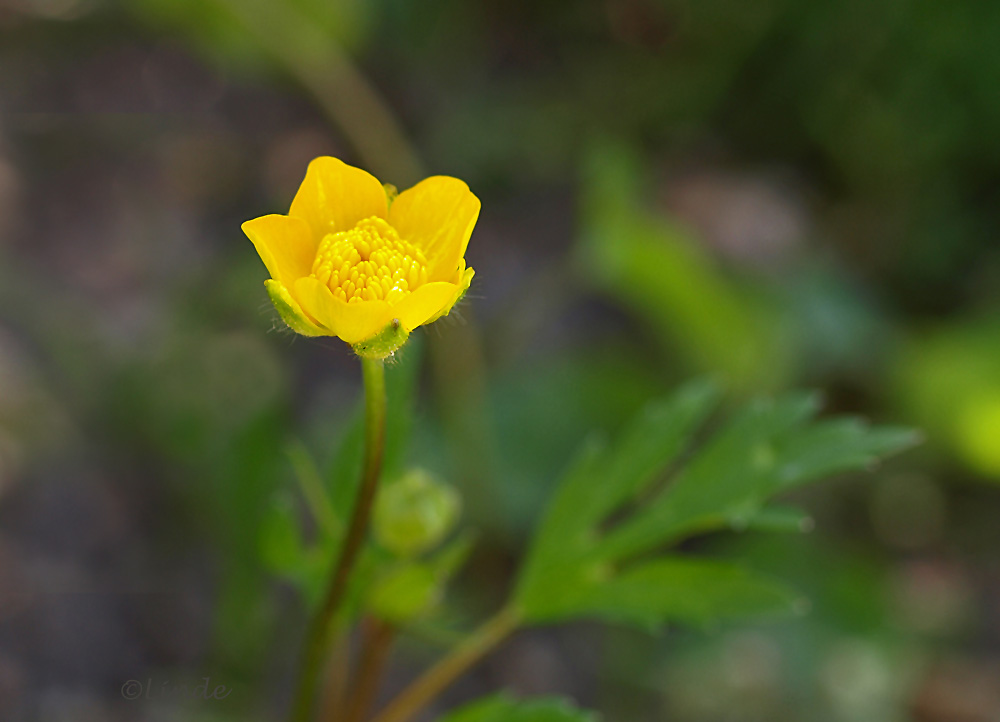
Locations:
243;157;478;357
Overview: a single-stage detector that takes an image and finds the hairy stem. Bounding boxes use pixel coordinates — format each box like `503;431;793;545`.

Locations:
289;357;387;722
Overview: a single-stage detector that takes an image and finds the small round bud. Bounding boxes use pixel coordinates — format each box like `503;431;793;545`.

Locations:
373;469;460;557
369;564;439;622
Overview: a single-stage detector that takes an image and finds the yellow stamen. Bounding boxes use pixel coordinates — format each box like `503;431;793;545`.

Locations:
311;216;429;304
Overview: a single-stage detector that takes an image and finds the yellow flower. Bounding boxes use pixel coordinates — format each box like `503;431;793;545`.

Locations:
243;157;478;356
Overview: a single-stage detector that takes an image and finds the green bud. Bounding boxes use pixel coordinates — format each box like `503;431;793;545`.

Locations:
374;469;460;557
369;564;439;622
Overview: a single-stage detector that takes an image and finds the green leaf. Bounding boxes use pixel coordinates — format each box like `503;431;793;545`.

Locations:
743;504;813;533
517;381;719;611
287;439;339;538
514;384;918;628
522;557;799;629
258;492;304;572
578;142;792;391
437;694;598;722
258;491;335;607
428;532;476;581
564;380;722;533
594;400;919;562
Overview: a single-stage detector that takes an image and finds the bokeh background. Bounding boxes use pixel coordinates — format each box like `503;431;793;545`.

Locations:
2;0;1000;720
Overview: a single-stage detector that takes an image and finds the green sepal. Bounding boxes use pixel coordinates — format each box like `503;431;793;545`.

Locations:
353;318;410;359
367;533;474;623
369;563;440;622
383;183;399;208
265;279;327;337
374;469;461;558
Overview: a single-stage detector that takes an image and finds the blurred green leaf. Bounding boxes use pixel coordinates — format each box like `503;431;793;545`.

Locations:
595;400;919;562
429;532;476;581
895;316;1000;479
129;0;372;68
437;694;598;722
542;558;799;631
259;492;304;572
287;440;340;538
743;504;813;534
578;143;793;392
515;382;918;627
488;350;666;534
518;381;719;589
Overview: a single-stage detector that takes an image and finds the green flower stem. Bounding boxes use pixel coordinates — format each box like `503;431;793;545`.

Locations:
370;607;522;722
290;357;387;722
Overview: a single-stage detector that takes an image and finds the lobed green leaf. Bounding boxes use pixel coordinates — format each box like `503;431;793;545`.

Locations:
437;694;598;722
515;383;918;628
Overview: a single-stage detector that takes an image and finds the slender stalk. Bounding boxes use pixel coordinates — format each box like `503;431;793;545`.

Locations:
345;618;397;722
370;608;521;722
288;439;340;539
289;357;387;722
317;633;351;721
213;0;422;186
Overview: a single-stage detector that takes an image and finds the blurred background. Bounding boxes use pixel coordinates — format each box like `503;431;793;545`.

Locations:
1;0;1000;720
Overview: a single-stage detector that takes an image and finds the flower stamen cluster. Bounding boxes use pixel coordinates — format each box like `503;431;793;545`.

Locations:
311;217;429;304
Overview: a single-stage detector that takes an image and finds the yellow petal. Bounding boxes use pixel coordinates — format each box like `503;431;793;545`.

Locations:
242;214;316;288
389;282;460;331
389;176;480;282
264;279;328;336
290;157;388;239
294;276;394;344
426;265;475;324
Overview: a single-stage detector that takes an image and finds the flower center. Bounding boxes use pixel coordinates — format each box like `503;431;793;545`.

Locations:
310;216;428;304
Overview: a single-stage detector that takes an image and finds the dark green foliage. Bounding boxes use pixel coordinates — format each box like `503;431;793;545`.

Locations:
515;382;918;628
437;694;599;722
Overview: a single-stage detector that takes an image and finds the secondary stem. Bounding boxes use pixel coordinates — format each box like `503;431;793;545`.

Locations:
345;618;397;722
317;634;350;721
289;357;387;722
215;0;422;185
370;608;521;722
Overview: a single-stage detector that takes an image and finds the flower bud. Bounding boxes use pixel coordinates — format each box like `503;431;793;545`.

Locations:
373;469;460;557
369;564;439;622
